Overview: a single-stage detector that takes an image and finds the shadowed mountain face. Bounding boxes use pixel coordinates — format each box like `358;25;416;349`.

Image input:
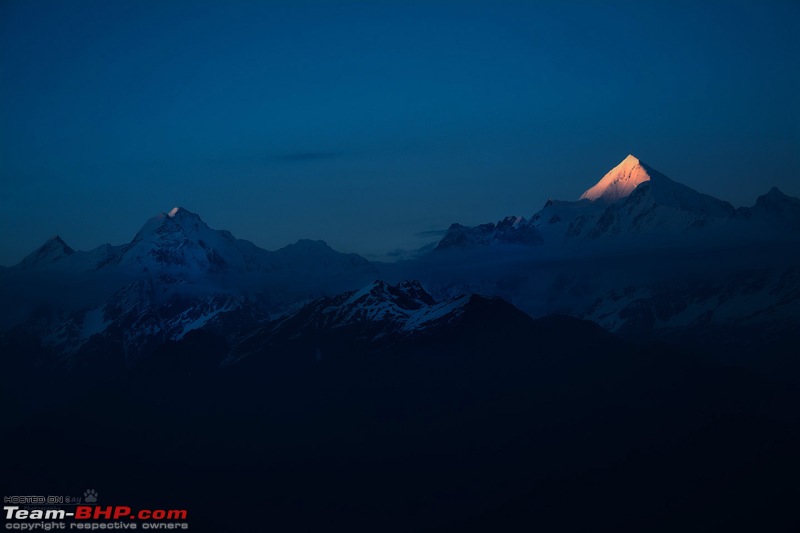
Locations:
3;280;799;531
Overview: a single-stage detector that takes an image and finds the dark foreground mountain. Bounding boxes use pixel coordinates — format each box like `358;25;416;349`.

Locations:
3;281;799;531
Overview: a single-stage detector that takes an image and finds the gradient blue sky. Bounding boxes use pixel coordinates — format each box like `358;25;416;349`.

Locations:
1;0;798;264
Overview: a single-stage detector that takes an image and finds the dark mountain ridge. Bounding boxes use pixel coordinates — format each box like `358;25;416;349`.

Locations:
3;279;799;532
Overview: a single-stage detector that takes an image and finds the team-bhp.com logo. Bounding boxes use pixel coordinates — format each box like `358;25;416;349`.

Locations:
4;506;187;520
4;491;188;529
74;507;188;520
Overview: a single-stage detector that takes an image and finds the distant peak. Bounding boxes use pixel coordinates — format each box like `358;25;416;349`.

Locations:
40;235;74;253
764;187;787;198
166;206;200;219
579;154;654;203
755;186;800;209
156;207;204;227
15;234;75;269
47;235;68;245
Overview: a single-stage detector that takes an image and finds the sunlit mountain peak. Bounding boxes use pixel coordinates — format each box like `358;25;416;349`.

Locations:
580;154;653;203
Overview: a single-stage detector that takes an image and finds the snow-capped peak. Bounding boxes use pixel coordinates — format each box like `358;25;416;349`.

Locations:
163;206;203;222
109;207;243;273
580;154;653;203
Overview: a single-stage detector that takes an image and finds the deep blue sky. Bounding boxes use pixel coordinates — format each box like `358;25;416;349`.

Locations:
1;0;798;264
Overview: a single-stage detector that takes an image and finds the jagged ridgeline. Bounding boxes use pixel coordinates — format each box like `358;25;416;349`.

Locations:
2;155;800;531
2;155;799;372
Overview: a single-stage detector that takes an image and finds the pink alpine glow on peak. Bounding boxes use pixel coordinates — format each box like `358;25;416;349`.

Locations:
580;154;653;203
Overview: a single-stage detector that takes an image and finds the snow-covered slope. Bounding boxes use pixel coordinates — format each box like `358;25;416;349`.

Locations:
7;207;376;277
0;207;378;361
582;264;800;356
571;179;735;239
110;207;266;273
4;159;799;367
533;154;737;241
580;154;655;203
108;207;374;275
269;280;478;339
529;198;604;241
384;154;800;355
578;155;734;217
226;280;505;365
58;283;267;361
435;216;543;250
435;155;753;248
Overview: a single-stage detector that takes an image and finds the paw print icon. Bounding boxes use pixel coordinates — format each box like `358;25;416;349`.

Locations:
83;490;98;503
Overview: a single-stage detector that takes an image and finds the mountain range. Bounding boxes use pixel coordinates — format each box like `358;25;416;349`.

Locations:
435;154;798;249
3;154;800;531
384;155;800;364
2;154;798;372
